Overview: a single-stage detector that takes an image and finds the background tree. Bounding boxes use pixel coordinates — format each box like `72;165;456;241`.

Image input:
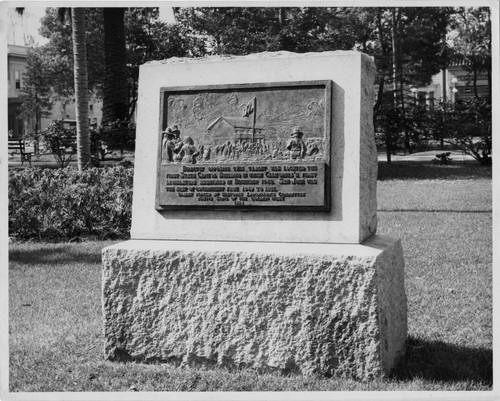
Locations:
447;7;491;100
174;7;371;55
125;8;205;118
176;7;451;160
375;8;451;159
174;7;449;89
39;8;105;96
431;98;491;165
33;6;489;163
102;8;128;123
174;8;280;55
38;7;200;119
18;47;53;140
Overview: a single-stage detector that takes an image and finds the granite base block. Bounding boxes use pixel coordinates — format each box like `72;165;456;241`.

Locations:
102;237;407;379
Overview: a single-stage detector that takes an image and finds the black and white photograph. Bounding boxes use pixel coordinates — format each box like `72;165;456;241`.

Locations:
1;1;497;399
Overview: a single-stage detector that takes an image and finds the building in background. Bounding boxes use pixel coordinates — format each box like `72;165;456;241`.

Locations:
7;44;29;138
411;61;490;108
7;44;103;139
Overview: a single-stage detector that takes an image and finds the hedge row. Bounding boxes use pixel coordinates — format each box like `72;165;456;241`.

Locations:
9;167;133;240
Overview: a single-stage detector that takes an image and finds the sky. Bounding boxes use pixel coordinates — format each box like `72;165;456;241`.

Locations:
6;5;176;47
6;7;49;46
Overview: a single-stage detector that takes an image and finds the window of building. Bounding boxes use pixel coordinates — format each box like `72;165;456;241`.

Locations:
15;70;21;89
89;104;93;111
428;91;434;111
16;118;23;136
417;91;426;107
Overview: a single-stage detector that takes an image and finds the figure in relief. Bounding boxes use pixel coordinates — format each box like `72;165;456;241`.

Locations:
178;136;200;164
161;128;176;163
162;125;189;163
306;138;322;157
170;125;184;162
286;128;307;159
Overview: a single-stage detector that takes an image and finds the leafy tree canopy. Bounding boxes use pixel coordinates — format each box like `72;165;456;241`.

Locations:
175;7;451;89
36;7;203;115
447;7;491;99
448;7;491;67
18;47;54;135
125;8;205;116
391;7;450;87
39;8;104;96
175;6;493;160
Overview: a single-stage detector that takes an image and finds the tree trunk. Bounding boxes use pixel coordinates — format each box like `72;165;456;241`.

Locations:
391;9;398;110
486;8;492;100
375;10;392;164
71;8;91;170
386;138;392;164
374;11;386;118
391;9;411;154
278;8;286;26
472;61;479;99
389;8;399;163
103;8;128;123
373;75;385;119
34;90;40;137
441;31;447;150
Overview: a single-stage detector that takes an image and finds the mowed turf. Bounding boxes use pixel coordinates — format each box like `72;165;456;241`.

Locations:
9;163;492;392
378;180;492;211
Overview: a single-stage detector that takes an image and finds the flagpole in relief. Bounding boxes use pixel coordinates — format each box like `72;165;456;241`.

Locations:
252;97;257;144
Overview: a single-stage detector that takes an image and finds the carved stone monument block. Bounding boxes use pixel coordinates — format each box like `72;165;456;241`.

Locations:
131;51;378;244
103;51;407;379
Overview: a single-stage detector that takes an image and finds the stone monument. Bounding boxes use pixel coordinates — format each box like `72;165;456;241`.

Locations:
102;51;407;379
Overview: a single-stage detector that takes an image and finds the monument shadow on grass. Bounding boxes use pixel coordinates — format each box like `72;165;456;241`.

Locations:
9;245;103;267
391;336;492;386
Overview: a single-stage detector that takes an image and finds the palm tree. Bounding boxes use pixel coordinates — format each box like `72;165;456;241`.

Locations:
15;7;91;169
71;8;91;170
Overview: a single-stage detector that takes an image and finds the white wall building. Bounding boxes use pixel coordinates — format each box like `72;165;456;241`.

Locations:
7;8;103;138
7;44;103;139
412;60;490;107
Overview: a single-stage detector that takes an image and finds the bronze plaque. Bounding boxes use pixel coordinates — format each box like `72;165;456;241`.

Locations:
155;81;332;211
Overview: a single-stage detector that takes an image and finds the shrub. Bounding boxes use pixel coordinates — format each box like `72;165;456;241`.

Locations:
425;98;492;165
374;97;491;164
440;98;492;166
9;166;133;240
374;102;433;155
40;123;78;168
40;122;112;168
97;119;136;154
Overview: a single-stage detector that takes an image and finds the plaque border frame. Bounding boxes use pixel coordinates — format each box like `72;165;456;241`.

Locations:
155;80;332;212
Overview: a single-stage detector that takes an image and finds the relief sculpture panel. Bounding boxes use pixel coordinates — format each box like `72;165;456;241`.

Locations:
156;81;332;211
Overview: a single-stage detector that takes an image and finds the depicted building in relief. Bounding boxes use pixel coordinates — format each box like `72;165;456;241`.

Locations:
207;117;265;145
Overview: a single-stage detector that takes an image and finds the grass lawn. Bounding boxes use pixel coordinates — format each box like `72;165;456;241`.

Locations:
378;161;492;212
8;161;492;392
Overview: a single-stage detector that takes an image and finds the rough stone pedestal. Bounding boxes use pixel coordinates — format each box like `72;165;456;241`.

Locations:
102;236;406;379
